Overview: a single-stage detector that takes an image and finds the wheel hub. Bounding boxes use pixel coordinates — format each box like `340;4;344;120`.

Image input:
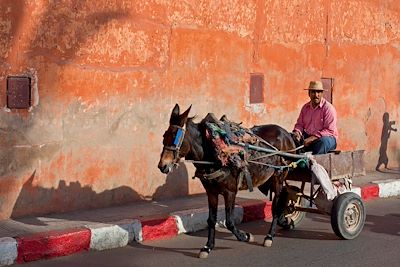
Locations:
344;203;360;232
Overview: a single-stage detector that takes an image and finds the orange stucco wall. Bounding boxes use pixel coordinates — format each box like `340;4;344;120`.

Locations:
0;0;399;219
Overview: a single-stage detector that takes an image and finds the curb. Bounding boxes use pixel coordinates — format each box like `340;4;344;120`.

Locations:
0;179;399;265
15;228;91;264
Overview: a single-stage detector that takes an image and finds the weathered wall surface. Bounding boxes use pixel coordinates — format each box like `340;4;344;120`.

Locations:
0;0;399;219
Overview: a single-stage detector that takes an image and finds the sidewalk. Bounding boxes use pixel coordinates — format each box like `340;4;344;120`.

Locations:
0;170;399;265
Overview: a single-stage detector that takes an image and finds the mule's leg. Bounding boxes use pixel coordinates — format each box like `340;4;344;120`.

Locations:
276;187;293;228
223;191;254;242
264;179;286;247
260;180;291;227
199;192;218;259
258;178;272;198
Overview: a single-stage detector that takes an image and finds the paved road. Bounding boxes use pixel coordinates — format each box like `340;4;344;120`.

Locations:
22;197;400;267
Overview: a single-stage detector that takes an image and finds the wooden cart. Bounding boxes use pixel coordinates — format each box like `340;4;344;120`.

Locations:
281;150;366;239
237;141;367;240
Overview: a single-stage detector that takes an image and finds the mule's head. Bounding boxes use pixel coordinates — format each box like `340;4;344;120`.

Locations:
158;104;192;174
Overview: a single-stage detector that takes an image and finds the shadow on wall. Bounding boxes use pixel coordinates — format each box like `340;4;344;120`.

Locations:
153;162;189;200
26;1;129;64
1;2;138;219
0;0;23;66
375;112;398;173
10;165;191;220
11;170;146;220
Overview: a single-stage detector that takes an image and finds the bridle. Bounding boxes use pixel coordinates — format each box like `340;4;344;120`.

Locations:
162;124;186;163
161;123;216;172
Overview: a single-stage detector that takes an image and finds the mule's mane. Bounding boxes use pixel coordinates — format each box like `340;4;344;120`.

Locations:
184;113;223;163
200;113;220;125
186;117;201;138
186;113;220;137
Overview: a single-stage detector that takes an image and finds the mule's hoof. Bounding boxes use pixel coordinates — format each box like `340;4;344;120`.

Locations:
198;251;209;259
263;238;273;247
246;233;255;243
199;246;211;259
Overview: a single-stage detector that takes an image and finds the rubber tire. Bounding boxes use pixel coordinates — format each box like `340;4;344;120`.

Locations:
331;192;366;240
278;196;306;229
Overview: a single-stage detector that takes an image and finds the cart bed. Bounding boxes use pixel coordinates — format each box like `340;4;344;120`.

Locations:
286;150;365;182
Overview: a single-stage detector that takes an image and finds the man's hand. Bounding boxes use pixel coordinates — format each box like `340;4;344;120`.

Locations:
292;131;302;143
304;135;319;147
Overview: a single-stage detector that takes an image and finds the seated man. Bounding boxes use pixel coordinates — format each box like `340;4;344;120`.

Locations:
292;81;338;154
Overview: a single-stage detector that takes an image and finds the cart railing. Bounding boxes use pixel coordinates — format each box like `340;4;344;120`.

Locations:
236;142;365;180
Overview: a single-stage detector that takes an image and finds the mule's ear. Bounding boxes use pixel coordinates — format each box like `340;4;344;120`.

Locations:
172;103;180;116
170;103;180;124
181;105;191;118
178;105;192;126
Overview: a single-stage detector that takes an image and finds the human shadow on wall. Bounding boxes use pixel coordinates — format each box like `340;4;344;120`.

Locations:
11;170;146;224
375;112;398;173
152;162;189;200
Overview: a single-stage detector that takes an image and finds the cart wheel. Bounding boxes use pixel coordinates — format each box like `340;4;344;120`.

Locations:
331;192;366;240
278;194;306;229
278;198;307;229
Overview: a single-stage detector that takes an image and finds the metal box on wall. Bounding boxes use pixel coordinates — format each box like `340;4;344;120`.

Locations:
7;76;31;109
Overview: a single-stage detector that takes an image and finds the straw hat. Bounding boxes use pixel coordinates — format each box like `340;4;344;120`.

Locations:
305;80;325;91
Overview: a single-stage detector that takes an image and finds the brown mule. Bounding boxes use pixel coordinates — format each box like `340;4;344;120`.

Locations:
158;104;297;258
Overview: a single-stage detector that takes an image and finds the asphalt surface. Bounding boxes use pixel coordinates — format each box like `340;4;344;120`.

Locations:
20;197;400;267
1;170;398;238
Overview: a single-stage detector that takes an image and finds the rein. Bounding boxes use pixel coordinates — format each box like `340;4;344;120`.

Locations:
247;158;309;171
184;160;215;165
249;145;304;161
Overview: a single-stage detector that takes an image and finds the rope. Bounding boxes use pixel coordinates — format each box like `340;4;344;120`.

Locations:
247;158;308;170
244;129;278;151
286;145;305;152
184;160;215;165
244;129;305;154
249;145;305;161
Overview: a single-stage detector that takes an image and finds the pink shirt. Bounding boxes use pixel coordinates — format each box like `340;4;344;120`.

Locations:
294;98;338;139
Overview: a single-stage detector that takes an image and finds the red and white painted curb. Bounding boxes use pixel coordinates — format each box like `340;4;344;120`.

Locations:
0;238;17;266
351;179;400;200
0;179;399;266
